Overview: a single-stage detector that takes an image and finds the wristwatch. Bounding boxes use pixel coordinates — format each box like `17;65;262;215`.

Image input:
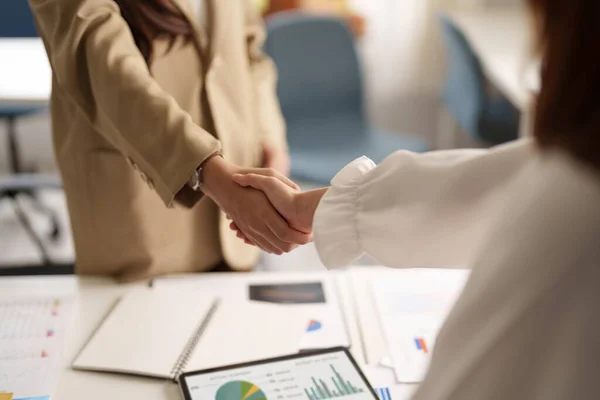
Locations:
187;152;222;192
187;165;204;192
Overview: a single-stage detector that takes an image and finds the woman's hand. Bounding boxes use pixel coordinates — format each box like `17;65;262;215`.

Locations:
201;157;312;254
231;170;329;238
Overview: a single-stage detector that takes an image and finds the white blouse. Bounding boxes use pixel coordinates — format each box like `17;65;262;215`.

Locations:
313;138;600;400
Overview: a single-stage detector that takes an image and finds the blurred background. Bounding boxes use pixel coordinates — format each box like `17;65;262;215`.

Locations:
0;0;534;271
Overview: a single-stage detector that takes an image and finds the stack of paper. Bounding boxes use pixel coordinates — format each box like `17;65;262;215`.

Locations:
0;294;74;400
371;269;469;383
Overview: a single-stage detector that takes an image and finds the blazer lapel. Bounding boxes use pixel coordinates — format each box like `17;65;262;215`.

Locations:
206;0;229;62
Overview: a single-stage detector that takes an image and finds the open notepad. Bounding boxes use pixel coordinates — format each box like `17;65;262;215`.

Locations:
72;288;219;381
72;287;310;381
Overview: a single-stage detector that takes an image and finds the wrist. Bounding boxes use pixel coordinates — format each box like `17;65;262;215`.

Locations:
201;155;238;199
295;187;329;231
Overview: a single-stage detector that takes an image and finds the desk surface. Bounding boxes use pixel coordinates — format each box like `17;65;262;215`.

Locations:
448;7;539;111
0;38;51;105
1;271;380;400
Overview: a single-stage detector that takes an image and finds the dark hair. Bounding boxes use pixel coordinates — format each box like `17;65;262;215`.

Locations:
529;0;600;169
114;0;193;65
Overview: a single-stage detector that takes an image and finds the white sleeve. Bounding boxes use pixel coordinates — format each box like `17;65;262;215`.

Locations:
313;139;535;269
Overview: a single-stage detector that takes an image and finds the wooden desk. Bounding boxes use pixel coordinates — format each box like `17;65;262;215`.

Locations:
0;38;51;106
448;8;540;136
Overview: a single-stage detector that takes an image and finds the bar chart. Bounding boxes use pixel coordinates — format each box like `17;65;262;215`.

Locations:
303;364;364;399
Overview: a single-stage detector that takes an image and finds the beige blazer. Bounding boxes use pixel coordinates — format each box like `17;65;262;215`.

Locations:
30;0;287;281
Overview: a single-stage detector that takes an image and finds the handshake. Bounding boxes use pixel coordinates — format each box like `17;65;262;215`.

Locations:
201;154;329;255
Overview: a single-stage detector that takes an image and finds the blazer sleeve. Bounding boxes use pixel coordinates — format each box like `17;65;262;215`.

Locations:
313;139;535;268
243;0;288;152
29;0;221;207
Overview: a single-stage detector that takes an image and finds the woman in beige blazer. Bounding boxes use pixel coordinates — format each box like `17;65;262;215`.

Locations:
234;0;600;398
29;0;310;281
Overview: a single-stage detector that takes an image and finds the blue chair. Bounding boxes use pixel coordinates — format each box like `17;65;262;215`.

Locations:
0;1;61;263
265;13;429;184
439;14;520;146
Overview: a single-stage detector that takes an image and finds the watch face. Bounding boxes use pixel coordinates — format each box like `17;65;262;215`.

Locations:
188;170;201;190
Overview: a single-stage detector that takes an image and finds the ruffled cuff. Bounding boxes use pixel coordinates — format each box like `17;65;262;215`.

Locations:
313;156;377;268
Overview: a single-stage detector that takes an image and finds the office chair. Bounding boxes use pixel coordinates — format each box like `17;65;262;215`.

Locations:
438;14;520;147
265;12;429;184
0;1;61;265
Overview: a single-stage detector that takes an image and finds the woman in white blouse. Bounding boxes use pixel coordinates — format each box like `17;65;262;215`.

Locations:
231;0;600;398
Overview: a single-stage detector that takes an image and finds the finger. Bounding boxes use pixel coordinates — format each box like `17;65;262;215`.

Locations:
233;174;283;195
238;232;257;247
233;225;258;248
257;214;302;253
252;231;283;255
234;169;299;190
268;214;313;245
246;219;293;254
230;221;240;231
270;171;299;190
241;223;283;254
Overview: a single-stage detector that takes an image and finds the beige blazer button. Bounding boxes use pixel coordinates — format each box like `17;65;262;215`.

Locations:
128;157;139;171
140;173;148;183
147;179;155;190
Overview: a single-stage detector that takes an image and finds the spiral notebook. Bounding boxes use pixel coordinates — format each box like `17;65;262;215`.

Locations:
72;288;218;381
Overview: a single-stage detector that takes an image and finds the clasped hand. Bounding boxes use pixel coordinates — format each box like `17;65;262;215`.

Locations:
201;154;325;255
229;171;328;252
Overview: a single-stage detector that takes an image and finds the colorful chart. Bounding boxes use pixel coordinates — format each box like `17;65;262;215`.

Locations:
375;387;392;400
306;320;322;332
414;337;428;354
303;365;364;399
215;380;267;400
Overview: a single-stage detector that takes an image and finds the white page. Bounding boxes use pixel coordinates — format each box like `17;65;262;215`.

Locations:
0;295;74;399
153;272;350;352
371;269;470;383
184;300;308;372
73;287;216;379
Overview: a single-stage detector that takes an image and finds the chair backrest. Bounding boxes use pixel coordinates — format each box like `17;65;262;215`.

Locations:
265;12;366;138
0;1;39;37
438;14;486;138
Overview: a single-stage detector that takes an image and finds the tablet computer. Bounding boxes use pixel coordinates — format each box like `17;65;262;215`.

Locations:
180;347;378;400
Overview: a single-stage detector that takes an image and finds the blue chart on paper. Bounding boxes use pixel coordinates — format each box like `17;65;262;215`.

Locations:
374;387;392;400
306;320;322;332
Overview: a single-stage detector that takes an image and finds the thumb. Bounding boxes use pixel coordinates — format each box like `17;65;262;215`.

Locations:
232;173;273;192
233;174;290;211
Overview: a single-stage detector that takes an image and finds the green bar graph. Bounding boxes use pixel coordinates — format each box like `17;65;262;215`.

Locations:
304;365;364;399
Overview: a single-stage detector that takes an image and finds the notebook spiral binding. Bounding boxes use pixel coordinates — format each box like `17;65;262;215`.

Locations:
170;299;220;382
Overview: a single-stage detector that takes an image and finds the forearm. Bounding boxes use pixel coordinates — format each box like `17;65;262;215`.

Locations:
297;188;329;231
30;0;220;207
313;139;535;268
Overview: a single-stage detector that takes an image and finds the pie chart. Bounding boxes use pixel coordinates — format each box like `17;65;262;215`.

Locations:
215;380;267;400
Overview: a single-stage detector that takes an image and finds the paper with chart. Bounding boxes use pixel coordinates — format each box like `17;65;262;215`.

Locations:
371;269;469;383
0;295;74;399
153;273;350;352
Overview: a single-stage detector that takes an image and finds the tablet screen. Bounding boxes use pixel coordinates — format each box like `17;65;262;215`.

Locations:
181;348;377;400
